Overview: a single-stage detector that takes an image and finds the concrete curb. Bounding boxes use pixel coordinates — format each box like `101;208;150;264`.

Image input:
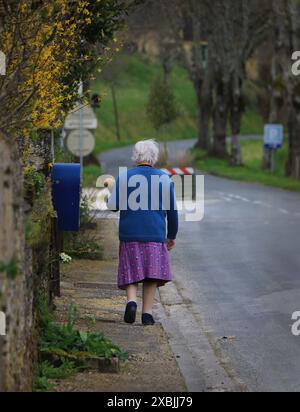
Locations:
155;282;246;392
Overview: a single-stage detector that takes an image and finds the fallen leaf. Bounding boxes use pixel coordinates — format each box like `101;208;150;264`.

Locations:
221;336;236;341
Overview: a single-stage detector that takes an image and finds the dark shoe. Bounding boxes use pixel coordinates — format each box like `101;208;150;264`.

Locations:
124;301;137;324
142;313;155;326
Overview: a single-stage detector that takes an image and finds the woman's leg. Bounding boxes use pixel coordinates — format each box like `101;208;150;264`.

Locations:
124;284;138;324
125;283;138;303
142;281;157;314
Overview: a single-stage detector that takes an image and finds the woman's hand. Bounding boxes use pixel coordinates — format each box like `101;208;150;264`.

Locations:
167;239;176;251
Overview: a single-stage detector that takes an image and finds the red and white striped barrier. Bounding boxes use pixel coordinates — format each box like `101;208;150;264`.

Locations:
161;167;195;176
161;167;197;200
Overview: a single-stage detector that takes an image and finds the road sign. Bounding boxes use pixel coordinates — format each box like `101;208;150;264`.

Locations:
264;124;283;149
64;103;98;130
66;129;95;157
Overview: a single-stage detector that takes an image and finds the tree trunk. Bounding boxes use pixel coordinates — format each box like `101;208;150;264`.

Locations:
195;72;212;151
262;47;283;170
111;83;121;141
284;0;300;179
162;62;171;83
230;76;243;166
210;79;229;158
286;104;300;179
159;42;173;84
230;112;243;166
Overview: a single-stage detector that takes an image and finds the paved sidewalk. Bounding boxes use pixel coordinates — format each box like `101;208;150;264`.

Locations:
53;218;186;392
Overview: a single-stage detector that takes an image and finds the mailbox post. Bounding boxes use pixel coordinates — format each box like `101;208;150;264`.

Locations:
51;163;81;297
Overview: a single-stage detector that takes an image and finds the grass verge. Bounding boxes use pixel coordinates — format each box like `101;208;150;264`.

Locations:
193;139;300;193
91;54;263;154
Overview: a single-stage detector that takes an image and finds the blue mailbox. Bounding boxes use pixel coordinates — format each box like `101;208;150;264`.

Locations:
52;163;81;231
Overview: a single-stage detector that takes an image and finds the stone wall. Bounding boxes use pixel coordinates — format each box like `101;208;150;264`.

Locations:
0;130;57;391
0;135;35;391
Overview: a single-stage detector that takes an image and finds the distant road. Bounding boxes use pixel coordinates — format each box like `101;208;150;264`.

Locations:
97;135;260;177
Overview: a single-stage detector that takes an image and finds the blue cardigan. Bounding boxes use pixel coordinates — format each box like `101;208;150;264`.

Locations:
107;166;178;243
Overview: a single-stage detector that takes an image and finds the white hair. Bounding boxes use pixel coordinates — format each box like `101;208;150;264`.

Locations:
132;139;159;166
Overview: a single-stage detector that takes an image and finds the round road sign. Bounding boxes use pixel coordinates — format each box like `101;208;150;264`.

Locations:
66;129;95;157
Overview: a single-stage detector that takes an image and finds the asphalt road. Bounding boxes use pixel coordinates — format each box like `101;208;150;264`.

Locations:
97;139;198;177
98;139;300;392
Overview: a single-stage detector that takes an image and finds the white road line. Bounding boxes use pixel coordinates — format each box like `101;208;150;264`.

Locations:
279;208;289;215
217;193;294;216
252;200;272;208
227;194;251;202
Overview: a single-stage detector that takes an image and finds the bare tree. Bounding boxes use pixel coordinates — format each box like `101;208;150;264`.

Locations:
157;0;213;150
285;0;300;179
260;1;287;169
202;0;270;161
271;0;300;179
158;0;270;160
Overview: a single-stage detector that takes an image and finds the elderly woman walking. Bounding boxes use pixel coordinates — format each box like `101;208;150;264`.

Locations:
107;139;178;326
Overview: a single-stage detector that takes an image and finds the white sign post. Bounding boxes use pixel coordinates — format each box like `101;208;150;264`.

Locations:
64;87;98;181
79;82;84;180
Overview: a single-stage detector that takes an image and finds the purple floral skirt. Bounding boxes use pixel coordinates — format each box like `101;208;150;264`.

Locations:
117;241;173;290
